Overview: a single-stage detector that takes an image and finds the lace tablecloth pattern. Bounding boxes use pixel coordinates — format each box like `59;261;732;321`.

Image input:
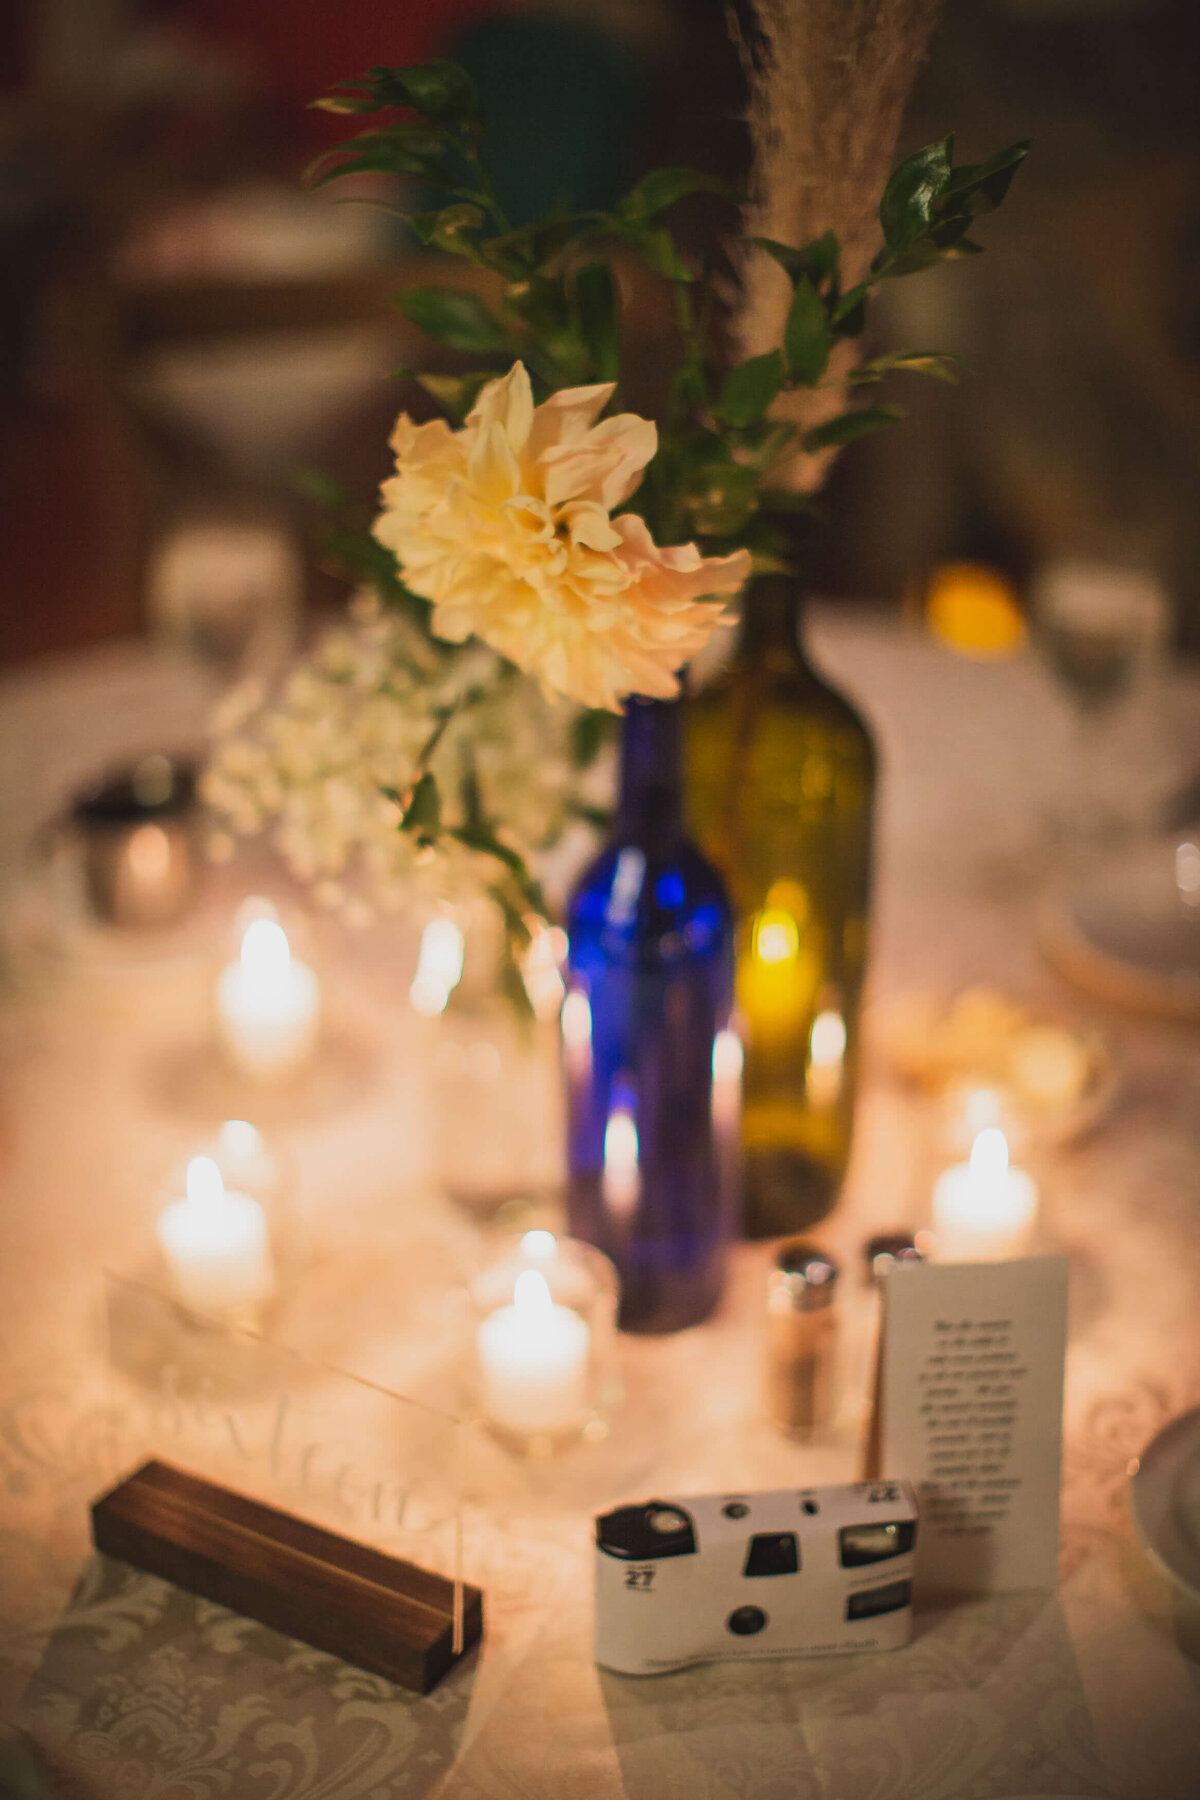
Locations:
2;618;1200;1798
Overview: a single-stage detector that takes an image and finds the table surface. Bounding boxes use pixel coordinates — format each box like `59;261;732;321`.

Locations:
3;614;1200;1800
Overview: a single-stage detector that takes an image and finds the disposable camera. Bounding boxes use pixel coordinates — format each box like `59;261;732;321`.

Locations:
594;1481;919;1675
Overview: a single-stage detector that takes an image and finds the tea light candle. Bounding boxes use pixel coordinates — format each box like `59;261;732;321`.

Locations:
931;1127;1038;1262
216;917;319;1080
157;1155;275;1316
477;1267;590;1437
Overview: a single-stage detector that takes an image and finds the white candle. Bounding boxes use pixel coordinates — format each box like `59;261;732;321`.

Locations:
931;1127;1038;1262
477;1267;590;1437
216;917;319;1080
157;1155;275;1316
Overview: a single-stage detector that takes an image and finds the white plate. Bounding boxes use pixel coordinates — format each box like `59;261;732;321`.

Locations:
1128;1405;1200;1603
1039;836;1200;1020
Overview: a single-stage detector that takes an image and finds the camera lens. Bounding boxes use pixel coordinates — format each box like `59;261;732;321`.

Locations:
726;1605;768;1636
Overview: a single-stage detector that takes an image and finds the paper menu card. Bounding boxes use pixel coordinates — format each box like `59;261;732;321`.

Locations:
878;1255;1068;1594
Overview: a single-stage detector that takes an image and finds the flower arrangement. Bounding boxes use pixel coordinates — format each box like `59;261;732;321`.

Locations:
205;21;1027;985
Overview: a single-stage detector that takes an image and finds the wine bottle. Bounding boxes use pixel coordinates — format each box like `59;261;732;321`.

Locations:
684;574;876;1238
564;698;737;1333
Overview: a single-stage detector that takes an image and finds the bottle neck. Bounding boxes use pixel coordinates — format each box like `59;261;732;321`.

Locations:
737;574;810;668
616;698;683;840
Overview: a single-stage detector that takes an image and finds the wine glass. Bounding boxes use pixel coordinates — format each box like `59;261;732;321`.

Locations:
1031;557;1169;847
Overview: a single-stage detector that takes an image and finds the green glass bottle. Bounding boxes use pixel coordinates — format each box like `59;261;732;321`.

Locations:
684;573;876;1238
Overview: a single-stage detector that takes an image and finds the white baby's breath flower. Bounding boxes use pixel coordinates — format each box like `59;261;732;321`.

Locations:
206;608;581;918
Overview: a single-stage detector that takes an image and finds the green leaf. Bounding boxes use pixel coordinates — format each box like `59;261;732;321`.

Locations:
311;88;377;118
394;286;510;352
735;418;797;469
801;406;903;453
783;276;832;385
305;123;449;187
619;166;740;220
292;467;351;509
618;222;695;282
879;137;954;251
409;203;484;256
713;350;783;428
685;462;760;536
574;261;620;382
846;350;960;385
756;486;817;515
753;230;839;289
482;217;577;278
831;281;869;337
457;831;547;921
398;771;441;838
365;61;482;128
940;140;1030;215
414;369;506;421
570;710;612;769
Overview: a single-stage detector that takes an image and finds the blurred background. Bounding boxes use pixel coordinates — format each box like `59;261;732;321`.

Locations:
0;0;1198;667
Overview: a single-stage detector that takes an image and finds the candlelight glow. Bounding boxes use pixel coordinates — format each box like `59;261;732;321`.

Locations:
755;908;800;964
409;917;465;1017
521;1229;557;1262
513;1267;554;1318
712;1028;744;1083
1176;840;1200;906
969;1126;1010;1180
810;1009;847;1067
604;1109;639;1173
561;990;593;1051
218;1119;260;1158
521;921;568;1019
241;917;292;980
126;823;172;883
186;1155;225;1208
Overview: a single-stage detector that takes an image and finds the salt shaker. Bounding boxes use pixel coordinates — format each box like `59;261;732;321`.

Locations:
862;1232;924;1288
765;1240;838;1440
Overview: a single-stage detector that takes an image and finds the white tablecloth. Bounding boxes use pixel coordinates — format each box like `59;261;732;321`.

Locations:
2;615;1200;1799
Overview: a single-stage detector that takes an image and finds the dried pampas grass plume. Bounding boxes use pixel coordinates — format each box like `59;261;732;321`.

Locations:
732;0;943;491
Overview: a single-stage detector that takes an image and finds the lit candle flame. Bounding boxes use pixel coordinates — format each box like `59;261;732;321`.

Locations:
561;990;593;1051
186;1155;225;1209
712;1028;744;1083
513;1267;553;1319
969;1126;1010;1180
409;917;465;1017
807;1008;846;1107
521;922;567;1019
218;1119;260;1158
521;1229;557;1262
241;918;291;981
754;909;799;965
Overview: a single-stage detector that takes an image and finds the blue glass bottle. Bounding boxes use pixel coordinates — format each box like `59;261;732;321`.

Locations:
564;698;737;1333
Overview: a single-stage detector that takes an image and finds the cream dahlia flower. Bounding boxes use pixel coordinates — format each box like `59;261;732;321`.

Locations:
373;363;749;710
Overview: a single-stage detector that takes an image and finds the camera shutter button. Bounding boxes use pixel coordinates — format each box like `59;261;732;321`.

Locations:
647;1507;690;1535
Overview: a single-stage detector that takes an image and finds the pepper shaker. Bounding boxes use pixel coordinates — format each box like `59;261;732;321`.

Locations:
765;1241;838;1440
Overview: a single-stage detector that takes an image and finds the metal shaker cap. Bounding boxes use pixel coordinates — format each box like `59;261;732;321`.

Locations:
863;1233;924;1287
768;1240;838;1313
